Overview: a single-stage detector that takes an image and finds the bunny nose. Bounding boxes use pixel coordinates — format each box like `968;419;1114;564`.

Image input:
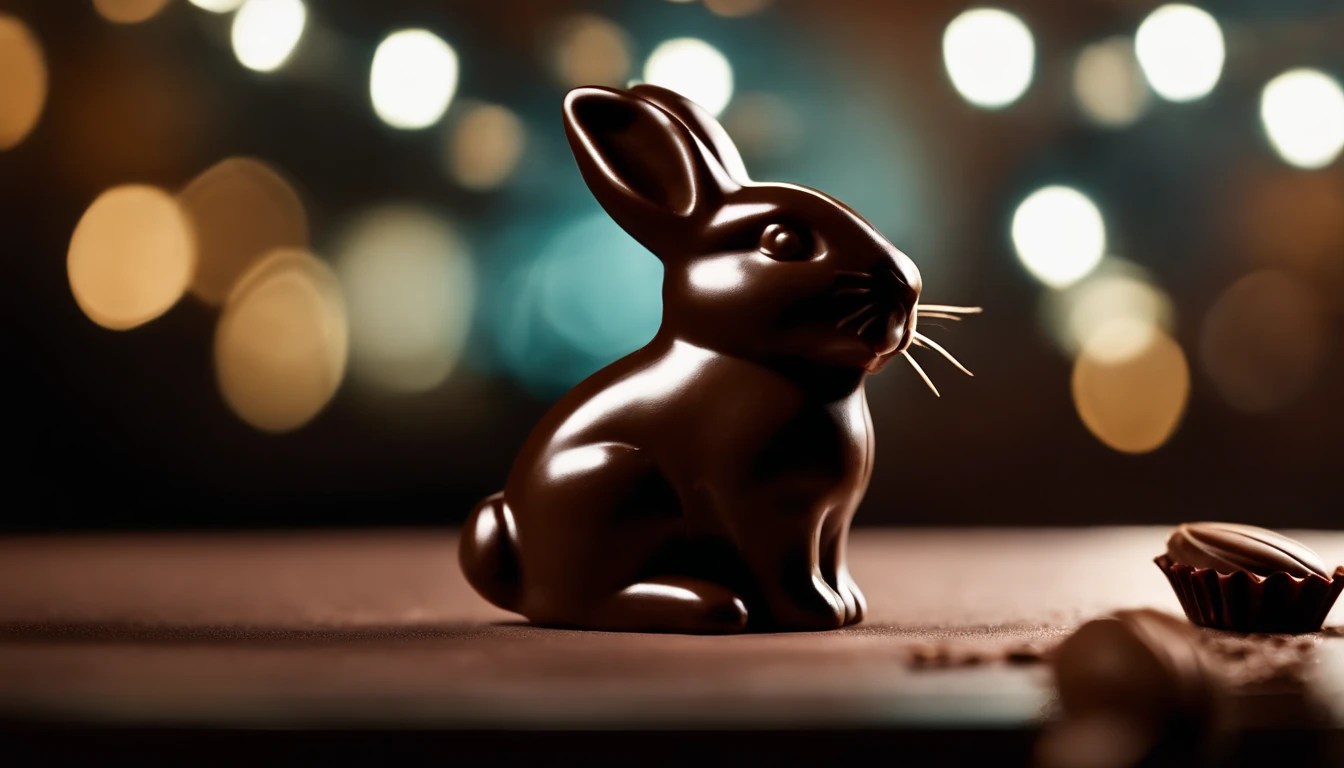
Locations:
895;309;916;354
885;247;922;298
869;304;911;358
869;247;920;356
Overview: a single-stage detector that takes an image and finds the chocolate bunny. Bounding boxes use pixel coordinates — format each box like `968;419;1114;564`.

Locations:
461;84;974;633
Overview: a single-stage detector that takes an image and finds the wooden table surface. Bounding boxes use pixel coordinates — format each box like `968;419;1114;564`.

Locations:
5;527;1344;763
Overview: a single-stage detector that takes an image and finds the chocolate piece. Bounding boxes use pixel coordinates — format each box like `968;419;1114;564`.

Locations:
1157;522;1344;633
1052;609;1217;724
460;84;943;633
1166;522;1328;578
1037;609;1221;768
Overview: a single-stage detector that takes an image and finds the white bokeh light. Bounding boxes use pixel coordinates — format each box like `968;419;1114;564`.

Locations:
1260;69;1344;170
942;8;1035;109
336;206;475;392
1012;186;1106;289
1041;258;1176;364
1067;276;1172;364
231;0;306;73
190;0;244;12
370;29;459;130
643;38;734;117
1135;4;1224;102
1073;36;1150;128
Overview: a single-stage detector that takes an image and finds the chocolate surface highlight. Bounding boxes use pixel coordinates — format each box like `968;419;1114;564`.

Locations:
1166;522;1329;578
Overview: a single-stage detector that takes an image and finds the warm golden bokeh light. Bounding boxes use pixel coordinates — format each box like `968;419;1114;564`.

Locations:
93;0;173;24
445;103;526;191
1240;172;1344;304
1072;327;1189;454
705;0;774;18
1041;258;1174;363
1199;271;1327;414
67;185;195;331
335;206;474;393
553;14;631;88
178;157;308;306
215;249;347;433
1072;36;1150;128
0;15;47;151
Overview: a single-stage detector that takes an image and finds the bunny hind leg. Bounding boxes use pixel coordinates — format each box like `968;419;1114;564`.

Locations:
584;576;748;634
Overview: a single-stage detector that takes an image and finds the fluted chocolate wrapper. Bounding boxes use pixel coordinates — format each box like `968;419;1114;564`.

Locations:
1156;555;1344;633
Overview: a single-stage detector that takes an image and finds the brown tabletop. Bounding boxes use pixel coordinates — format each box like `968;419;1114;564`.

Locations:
4;528;1344;763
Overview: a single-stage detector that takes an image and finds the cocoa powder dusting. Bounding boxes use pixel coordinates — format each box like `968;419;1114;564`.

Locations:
901;617;1326;691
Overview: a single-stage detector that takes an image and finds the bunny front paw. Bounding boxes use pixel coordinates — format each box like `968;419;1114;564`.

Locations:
835;572;867;626
761;572;847;631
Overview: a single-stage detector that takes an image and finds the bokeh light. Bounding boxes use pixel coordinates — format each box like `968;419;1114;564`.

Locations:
643;38;734;117
1042;258;1174;364
552;14;630;88
178;157;308;306
0;15;46;151
215;248;347;432
705;0;773;17
1199;271;1327;414
1072;327;1190;454
189;0;244;11
67;185;195;331
93;0;172;24
231;0;306;73
1260;69;1344;170
445;103;526;191
1239;172;1344;302
370;29;459;130
538;215;663;361
1073;36;1150;128
490;213;663;395
941;8;1035;109
720;92;803;165
335;206;475;393
1011;186;1106;289
1134;4;1224;103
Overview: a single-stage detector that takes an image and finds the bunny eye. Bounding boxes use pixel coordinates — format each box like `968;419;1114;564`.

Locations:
758;223;809;261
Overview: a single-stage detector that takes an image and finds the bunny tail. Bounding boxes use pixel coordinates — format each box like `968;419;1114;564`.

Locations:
460;492;523;613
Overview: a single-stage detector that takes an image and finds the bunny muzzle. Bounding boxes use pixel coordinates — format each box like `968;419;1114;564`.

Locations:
860;248;921;372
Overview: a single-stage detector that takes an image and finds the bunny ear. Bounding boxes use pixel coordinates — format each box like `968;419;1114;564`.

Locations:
630;84;751;184
563;87;732;249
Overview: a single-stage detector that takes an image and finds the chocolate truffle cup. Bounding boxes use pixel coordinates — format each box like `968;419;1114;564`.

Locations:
1155;555;1344;633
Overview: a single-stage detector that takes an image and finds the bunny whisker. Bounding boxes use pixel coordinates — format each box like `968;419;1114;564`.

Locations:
916;312;962;322
836;303;875;330
834;270;874;279
833;287;872;296
855;313;879;336
916;321;955;332
918;304;982;314
913;331;973;377
901;350;939;397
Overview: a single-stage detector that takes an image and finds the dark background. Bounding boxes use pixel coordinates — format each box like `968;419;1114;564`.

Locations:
1;0;1341;531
